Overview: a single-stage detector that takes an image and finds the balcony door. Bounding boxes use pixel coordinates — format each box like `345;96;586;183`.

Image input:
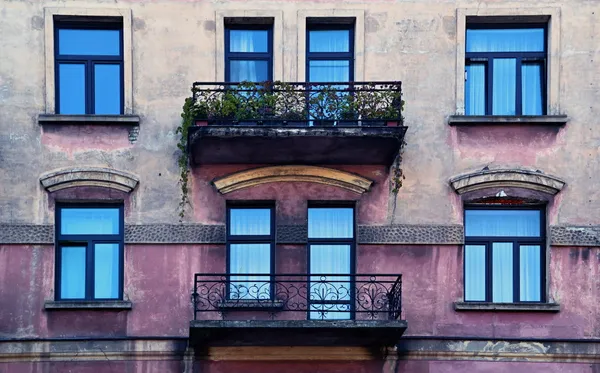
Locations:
308;205;355;319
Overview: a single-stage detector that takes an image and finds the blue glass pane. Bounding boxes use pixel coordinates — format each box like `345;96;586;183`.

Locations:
229;208;271;235
230;30;268;52
58;63;86;114
94;243;120;299
308;208;353;238
61;246;86;299
492;58;516;115
229;243;271;299
520;245;541;301
465;210;540;237
309;30;350;52
309;60;349;82
522;63;543;115
466;28;545;52
61;208;120;235
465;63;486;115
229;60;269;82
465;245;486;301
492;242;513;303
309;244;351;319
94;64;121;114
58;29;120;56
310;304;351;320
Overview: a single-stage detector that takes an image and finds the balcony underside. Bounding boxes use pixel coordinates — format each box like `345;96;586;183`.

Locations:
189;319;408;347
188;126;407;166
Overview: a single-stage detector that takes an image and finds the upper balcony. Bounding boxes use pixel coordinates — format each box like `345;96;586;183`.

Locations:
189;273;407;347
186;81;407;166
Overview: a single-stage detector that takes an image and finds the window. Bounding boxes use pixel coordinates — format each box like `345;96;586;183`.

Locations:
464;207;545;303
306;23;354;83
308;205;355;319
465;25;546;116
56;205;124;300
225;25;273;82
55;21;123;115
227;205;275;299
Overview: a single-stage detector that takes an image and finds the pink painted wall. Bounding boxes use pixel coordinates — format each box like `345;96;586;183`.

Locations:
2;243;600;339
190;165;391;225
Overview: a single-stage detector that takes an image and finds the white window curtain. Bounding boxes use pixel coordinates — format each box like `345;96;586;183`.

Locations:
61;208;119;235
492;242;513;303
228;208;272;300
229;30;268;83
465;28;545;116
310;244;351;320
520;245;541;301
94;243;120;299
60;246;86;299
465;210;540;237
522;63;543;115
465;209;542;303
465;245;486;301
465;63;486;115
308;207;353;320
230;243;271;299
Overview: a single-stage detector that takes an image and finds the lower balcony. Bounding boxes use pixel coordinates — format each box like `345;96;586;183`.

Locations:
189;274;407;347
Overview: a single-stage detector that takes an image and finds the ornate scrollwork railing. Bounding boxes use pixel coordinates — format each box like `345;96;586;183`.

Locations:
191;273;402;321
190;81;403;127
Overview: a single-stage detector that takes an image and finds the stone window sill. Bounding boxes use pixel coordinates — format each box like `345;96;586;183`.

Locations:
44;300;133;310
38;114;140;125
448;115;568;126
454;302;560;312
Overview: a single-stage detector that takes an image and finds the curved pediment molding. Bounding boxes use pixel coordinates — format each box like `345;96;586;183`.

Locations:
450;168;565;196
213;166;373;194
40;167;139;193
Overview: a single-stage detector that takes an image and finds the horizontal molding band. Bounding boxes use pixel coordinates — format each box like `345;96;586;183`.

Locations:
0;224;598;246
550;226;600;246
2;337;600;363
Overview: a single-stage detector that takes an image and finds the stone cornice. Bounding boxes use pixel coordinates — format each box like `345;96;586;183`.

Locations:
450;168;565;195
40;167;139;193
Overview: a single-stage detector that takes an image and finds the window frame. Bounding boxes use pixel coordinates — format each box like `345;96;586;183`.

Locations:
306;23;355;83
224;24;273;83
307;202;356;320
465;23;548;116
225;203;276;300
54;20;124;115
55;203;125;301
463;205;547;303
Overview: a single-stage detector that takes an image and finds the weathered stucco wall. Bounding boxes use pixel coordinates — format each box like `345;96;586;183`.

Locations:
2;243;600;339
0;0;599;225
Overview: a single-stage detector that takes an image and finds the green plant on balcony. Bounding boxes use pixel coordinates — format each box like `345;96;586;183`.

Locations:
354;82;404;126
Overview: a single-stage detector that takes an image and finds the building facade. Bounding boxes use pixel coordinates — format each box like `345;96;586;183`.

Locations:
1;0;599;372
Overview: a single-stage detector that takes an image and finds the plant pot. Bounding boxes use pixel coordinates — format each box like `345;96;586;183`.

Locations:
315;120;336;127
195;120;208;127
363;120;386;127
386;121;399;127
338;120;358;127
237;120;261;126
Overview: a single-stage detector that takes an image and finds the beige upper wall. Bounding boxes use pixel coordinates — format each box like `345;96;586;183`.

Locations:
0;0;598;225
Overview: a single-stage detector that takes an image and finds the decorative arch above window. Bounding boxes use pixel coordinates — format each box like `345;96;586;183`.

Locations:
40;167;139;193
450;168;565;199
212;165;373;194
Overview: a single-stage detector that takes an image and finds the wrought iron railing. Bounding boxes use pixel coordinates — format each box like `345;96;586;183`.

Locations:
190;81;403;127
192;273;402;321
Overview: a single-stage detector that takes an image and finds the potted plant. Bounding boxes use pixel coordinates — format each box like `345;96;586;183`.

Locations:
338;95;358;126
